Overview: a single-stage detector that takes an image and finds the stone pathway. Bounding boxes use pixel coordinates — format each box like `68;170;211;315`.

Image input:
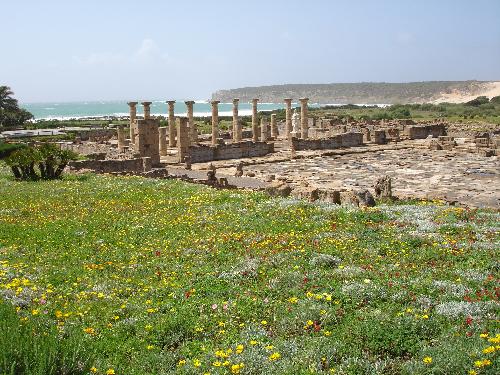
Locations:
216;147;499;208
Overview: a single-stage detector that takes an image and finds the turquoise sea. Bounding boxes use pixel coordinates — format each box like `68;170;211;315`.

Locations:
21;100;326;120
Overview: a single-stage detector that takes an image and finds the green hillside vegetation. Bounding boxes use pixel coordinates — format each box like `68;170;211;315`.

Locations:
212;81;495;104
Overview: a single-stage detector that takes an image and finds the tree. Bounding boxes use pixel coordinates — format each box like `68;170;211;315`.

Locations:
0;86;18;111
0;86;33;128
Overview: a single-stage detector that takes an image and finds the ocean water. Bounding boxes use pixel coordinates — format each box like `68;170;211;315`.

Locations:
21;100;326;120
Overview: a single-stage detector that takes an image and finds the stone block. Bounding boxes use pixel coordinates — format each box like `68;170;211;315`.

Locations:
291;186;319;202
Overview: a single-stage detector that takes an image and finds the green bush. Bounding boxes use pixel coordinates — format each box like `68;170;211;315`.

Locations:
4;143;78;180
465;96;490;106
0;142;26;159
0;300;94;375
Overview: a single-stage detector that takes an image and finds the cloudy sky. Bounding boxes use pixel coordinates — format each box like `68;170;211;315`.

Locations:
3;0;500;103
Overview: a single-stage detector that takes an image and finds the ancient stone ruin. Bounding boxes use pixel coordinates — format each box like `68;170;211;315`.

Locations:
58;97;499;209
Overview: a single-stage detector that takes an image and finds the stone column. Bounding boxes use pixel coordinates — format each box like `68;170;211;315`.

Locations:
284;98;292;140
167;100;176;147
232;98;241;142
184;100;197;143
127;101;138;143
261;117;268;142
251;98;259;142
299;98;309;139
117;125;126;150
211;100;220;146
159;127;168;156
142;101;152;120
270;114;278;139
177;117;190;163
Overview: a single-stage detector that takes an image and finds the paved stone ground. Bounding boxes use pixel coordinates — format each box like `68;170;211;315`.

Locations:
215;146;499;208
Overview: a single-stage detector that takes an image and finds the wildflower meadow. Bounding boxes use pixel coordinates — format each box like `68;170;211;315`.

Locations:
0;168;498;374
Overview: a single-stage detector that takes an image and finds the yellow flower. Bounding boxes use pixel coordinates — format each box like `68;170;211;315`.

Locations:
482;346;495;354
213;361;221;367
474;359;491;368
90;367;97;373
468;370;477;375
193;359;201;367
83;327;95;335
261;320;267;325
423;356;432;364
105;369;115;375
479;333;489;338
231;363;244;374
324;330;332;336
249;340;258;345
306;320;314;326
146;345;154;350
288;297;298;304
177;359;186;366
488;336;500;344
269;352;281;361
236;344;244;354
31;309;39;315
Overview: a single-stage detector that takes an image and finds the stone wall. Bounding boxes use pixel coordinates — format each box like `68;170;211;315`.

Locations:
404;124;446;139
68;157;151;174
188;141;274;163
291;132;363;151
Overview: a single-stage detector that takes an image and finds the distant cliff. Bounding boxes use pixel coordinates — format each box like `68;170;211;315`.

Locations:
211;81;497;104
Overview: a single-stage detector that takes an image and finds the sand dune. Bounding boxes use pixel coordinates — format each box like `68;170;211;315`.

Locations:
432;81;500;103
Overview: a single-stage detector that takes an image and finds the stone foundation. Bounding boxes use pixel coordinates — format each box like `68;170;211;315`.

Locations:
188;141;274;163
69;157;152;174
291;132;363;151
405;124;446;139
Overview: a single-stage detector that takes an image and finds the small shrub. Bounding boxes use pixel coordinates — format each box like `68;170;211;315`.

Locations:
4;143;78;180
0;142;26;159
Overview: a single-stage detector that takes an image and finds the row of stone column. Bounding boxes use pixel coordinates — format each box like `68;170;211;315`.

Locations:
127;97;310;147
127;101;197;147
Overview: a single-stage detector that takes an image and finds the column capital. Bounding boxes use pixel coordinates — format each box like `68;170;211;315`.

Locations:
127;101;138;106
251;98;259;104
166;100;176;105
233;98;240;103
141;101;152;106
211;100;220;105
184;100;195;105
284;98;293;103
299;97;309;102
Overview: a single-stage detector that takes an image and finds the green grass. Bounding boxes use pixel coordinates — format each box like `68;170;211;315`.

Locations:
0;168;498;374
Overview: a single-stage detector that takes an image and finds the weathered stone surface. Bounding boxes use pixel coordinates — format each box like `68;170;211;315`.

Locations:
134;118;160;165
235;162;244;177
317;189;341;204
265;181;292;197
340;189;376;207
291;186;319;202
374;175;392;199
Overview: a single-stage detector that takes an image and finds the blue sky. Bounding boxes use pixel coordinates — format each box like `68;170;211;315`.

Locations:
3;0;500;103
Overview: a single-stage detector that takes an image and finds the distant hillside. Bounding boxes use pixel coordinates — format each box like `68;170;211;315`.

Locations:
212;81;500;104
